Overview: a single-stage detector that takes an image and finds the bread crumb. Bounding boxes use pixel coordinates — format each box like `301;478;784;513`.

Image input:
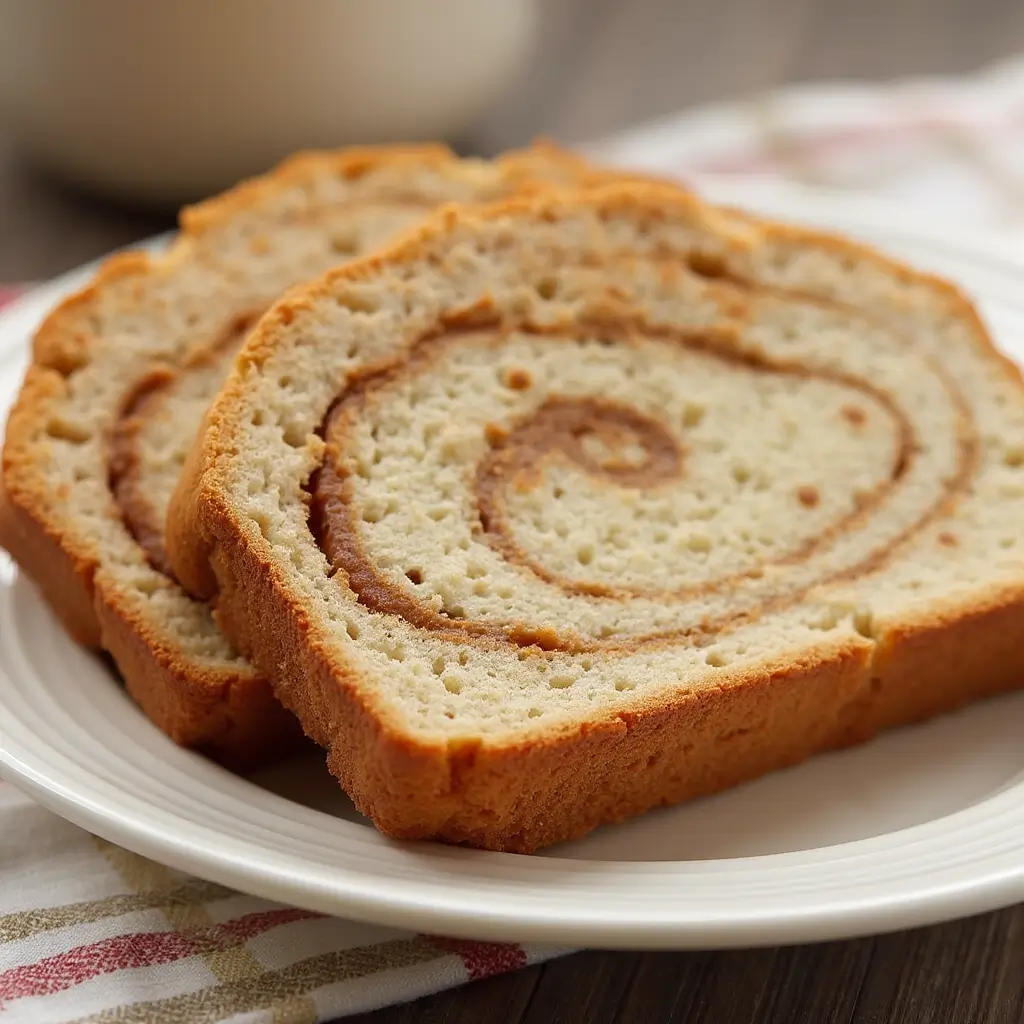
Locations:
484;422;509;446
796;485;820;508
503;367;533;390
841;404;867;427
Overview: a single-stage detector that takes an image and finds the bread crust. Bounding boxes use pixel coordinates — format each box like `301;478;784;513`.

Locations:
93;577;304;770
168;182;1024;850
181;474;1024;852
0;476;100;646
208;507;878;850
0;142;610;768
838;583;1024;743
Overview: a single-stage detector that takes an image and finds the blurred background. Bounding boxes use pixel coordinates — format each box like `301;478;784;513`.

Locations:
3;0;1024;280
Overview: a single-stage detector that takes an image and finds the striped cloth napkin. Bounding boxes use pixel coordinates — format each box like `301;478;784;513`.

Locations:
0;782;552;1023
5;54;1024;1023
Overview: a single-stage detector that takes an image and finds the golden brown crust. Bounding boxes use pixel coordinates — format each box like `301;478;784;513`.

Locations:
169;182;1024;850
188;468;1024;850
93;588;304;771
1;359;106;645
200;497;876;850
0;477;101;647
2;141;610;769
838;584;1024;743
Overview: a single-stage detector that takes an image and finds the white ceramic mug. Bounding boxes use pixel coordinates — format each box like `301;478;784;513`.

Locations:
0;0;537;206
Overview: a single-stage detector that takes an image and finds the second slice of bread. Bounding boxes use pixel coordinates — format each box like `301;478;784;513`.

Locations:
169;184;1024;848
0;143;612;767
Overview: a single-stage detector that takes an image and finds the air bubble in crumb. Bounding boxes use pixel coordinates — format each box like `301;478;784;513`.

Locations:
503;367;533;390
283;424;306;448
345;621;360;641
528;708;543;718
46;419;91;444
536;276;558;300
797;485;820;508
432;656;445;675
335;289;377;314
614;678;636;691
853;605;874;638
842;404;867;427
705;650;727;668
330;230;359;256
443;676;461;694
811;606;840;631
549;674;575;689
683;402;705;427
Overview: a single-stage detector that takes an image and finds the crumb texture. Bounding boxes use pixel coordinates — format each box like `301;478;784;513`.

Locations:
172;184;1024;847
0;143;605;758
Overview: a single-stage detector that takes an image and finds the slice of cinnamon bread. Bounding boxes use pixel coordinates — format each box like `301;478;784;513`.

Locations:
169;184;1024;848
0;143;613;767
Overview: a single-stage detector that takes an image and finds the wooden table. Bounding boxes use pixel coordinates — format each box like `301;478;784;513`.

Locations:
2;1;1023;1020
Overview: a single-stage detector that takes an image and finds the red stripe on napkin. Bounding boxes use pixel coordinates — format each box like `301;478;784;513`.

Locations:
429;937;529;980
0;907;316;1003
0;287;23;311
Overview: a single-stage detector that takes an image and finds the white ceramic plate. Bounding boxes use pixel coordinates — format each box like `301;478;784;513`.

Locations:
2;187;1024;950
